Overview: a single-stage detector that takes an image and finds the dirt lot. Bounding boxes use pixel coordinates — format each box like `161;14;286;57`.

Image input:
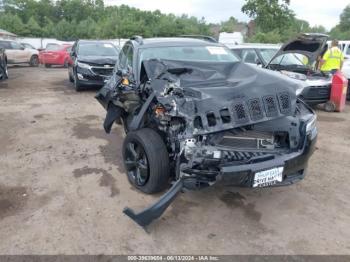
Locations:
0;66;350;255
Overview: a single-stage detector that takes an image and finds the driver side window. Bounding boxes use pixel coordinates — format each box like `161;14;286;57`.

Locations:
126;46;134;70
11;42;23;50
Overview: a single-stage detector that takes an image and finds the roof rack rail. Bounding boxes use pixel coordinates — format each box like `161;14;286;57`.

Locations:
130;35;143;44
179;35;218;43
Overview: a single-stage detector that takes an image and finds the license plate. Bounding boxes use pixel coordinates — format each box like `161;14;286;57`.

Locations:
253;167;284;187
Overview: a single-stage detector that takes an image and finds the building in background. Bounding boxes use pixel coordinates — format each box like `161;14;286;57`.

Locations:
219;32;244;45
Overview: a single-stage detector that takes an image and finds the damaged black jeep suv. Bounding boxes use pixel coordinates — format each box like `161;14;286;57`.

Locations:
96;36;318;227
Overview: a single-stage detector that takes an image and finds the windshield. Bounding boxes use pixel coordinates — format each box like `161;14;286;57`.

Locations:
140;45;239;63
78;43;118;56
260;49;279;64
269;53;308;67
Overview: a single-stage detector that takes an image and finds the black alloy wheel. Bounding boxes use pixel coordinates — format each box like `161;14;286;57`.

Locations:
124;141;150;187
122;128;170;194
73;72;83;91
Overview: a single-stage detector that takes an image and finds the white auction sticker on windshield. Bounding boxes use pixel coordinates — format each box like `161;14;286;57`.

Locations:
206;46;228;55
103;44;113;48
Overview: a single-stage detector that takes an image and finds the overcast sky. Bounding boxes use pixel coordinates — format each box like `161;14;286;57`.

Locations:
104;0;349;30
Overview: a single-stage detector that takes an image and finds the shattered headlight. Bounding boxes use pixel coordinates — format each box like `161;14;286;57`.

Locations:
305;115;317;133
77;61;91;69
281;70;307;81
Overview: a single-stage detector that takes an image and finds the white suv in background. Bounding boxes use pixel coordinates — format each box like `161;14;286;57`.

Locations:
339;41;350;80
0;39;39;66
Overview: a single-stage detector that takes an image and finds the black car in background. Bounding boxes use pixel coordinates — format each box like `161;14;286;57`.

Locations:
68;40;119;91
0;47;8;81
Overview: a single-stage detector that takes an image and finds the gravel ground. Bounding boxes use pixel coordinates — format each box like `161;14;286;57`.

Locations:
0;66;350;255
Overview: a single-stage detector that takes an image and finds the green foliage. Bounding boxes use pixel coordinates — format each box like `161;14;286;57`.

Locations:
242;0;294;34
24;16;43;37
1;0;345;44
220;16;238;32
0;13;27;35
339;5;350;31
247;30;282;43
329;5;350;40
0;0;213;40
243;0;330;44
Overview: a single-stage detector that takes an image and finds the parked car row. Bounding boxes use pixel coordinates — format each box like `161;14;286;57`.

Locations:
0;39;39;67
0;38;120;88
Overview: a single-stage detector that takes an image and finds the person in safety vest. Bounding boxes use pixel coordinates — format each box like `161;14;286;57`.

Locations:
319;39;344;74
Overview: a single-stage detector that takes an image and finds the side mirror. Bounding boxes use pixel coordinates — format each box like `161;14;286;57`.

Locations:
255;58;262;65
20;46;25;50
70;51;76;57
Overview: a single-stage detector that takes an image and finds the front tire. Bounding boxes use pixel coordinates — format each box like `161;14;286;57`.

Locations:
30;55;39;67
63;59;69;68
4;59;8;79
1;58;8;79
73;72;83;91
44;64;51;68
123;128;170;194
324;101;336;112
68;70;74;82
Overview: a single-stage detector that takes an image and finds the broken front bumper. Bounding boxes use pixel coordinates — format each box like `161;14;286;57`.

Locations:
217;132;317;187
300;85;331;105
123;129;317;227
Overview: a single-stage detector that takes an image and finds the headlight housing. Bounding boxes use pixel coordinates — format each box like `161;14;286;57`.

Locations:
281;70;307;81
305;115;317;133
77;61;91;69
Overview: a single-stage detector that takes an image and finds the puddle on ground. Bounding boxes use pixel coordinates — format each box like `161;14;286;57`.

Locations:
0;185;28;220
33;114;47;119
170;197;200;218
73;166;119;197
219;191;262;222
80;115;100;121
72;122;124;169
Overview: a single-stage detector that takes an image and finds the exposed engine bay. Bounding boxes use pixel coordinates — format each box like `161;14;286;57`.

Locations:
96;59;317;227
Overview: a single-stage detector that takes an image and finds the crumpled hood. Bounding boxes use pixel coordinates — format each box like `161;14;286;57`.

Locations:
77;55;117;65
143;59;299;134
267;33;329;66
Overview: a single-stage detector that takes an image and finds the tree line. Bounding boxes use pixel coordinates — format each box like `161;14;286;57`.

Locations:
241;0;350;42
0;0;212;40
0;0;349;43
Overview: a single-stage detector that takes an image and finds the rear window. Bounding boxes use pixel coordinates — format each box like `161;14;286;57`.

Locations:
46;45;62;51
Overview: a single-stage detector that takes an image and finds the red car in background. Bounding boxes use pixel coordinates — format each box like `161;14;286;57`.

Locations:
39;44;72;68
